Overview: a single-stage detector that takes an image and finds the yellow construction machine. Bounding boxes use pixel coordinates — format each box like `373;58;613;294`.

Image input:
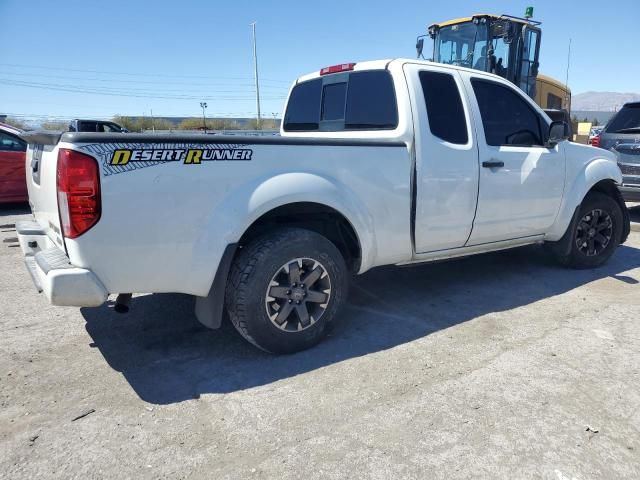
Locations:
417;10;571;113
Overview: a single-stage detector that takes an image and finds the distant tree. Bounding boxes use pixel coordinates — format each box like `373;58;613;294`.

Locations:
592;118;599;126
570;115;579;134
178;117;208;130
207;118;227;130
113;115;142;132
261;118;281;130
202;118;240;130
149;118;175;130
222;120;241;130
40;121;68;130
3;117;28;129
244;118;280;130
245;119;260;130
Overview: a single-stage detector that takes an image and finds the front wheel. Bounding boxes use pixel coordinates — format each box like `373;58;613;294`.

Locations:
225;228;348;354
549;192;623;269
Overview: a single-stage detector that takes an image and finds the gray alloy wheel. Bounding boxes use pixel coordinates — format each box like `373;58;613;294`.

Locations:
265;258;332;332
225;227;348;353
575;208;613;257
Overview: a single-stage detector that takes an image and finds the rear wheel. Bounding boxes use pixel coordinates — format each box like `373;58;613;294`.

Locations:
550;192;623;268
225;228;348;353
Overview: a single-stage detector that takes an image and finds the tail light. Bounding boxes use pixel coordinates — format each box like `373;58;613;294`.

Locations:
320;63;355;75
590;135;601;147
57;149;101;239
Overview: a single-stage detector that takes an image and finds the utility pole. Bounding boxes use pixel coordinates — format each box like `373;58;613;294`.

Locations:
150;108;155;133
200;102;208;134
250;21;262;129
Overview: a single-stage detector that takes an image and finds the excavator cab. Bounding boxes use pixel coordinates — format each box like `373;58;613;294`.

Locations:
426;14;541;99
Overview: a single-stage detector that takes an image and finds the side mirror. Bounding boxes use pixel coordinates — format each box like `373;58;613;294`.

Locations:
416;37;424;59
121;128;129;133
547;121;570;146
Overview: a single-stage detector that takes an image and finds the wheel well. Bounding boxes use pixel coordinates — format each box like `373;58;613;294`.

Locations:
588;179;626;214
589;179;619;198
238;202;362;272
587;179;630;244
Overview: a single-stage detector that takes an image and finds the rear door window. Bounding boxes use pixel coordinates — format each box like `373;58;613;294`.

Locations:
283;70;398;132
419;71;468;144
0;131;26;152
605;105;640;133
78;121;99;132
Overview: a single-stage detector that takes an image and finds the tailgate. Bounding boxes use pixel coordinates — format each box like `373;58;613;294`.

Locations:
22;132;65;250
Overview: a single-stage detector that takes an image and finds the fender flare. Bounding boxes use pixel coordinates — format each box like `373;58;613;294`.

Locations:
192;172;376;329
547;158;623;241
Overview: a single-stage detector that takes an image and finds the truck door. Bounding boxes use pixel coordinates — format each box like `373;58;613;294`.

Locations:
403;63;479;253
463;74;565;245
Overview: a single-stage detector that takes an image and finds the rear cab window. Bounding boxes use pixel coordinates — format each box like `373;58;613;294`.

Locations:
604;103;640;134
283;70;398;132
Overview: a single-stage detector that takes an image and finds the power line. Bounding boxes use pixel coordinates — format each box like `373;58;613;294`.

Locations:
2;112;278;121
0;78;287;101
0;75;285;94
0;62;291;85
0;71;288;89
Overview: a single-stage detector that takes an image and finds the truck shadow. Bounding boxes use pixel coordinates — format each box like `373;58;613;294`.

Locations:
0;203;30;218
82;242;640;404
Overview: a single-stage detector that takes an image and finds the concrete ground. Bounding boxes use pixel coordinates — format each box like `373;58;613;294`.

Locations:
1;204;639;480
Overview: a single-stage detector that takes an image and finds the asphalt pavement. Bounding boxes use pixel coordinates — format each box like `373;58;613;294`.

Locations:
1;203;639;479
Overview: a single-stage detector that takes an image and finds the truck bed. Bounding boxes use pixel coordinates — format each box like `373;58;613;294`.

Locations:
21;131;412;299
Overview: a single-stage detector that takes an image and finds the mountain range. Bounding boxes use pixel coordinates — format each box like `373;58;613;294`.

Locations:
572;91;640;111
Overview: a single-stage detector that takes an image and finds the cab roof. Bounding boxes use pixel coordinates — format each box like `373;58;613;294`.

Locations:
294;58;519;86
295;59;393;84
429;14;537;29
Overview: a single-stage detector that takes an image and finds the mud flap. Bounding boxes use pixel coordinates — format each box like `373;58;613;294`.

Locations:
548;206;581;258
194;243;237;329
612;188;631;244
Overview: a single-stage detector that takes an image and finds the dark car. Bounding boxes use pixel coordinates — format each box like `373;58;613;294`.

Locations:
68;119;128;133
0;123;28;203
597;102;640;202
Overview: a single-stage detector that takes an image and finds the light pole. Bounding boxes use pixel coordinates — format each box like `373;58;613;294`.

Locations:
200;102;208;133
250;22;261;129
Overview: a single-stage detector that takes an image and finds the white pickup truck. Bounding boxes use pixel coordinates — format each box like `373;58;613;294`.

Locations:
18;59;630;353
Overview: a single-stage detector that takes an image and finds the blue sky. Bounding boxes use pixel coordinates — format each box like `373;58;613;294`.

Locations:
0;0;637;121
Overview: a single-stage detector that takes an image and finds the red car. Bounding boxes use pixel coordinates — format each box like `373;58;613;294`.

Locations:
0;123;28;203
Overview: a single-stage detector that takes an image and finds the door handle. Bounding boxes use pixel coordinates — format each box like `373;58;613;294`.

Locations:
482;160;504;168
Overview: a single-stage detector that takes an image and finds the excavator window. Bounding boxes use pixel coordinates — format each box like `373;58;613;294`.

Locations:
433;22;488;69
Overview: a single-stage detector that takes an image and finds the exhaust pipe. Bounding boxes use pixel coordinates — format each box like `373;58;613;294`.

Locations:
114;293;132;313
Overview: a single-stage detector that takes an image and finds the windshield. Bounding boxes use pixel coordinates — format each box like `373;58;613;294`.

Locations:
434;22;488;69
605;105;640;133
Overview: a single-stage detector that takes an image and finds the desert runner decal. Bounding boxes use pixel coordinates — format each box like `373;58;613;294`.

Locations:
111;148;253;165
78;142;254;177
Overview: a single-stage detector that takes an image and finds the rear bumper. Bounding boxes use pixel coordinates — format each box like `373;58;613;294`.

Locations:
17;220;108;307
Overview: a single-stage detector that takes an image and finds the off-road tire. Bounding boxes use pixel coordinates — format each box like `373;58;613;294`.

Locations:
550;192;623;269
225;228;348;354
